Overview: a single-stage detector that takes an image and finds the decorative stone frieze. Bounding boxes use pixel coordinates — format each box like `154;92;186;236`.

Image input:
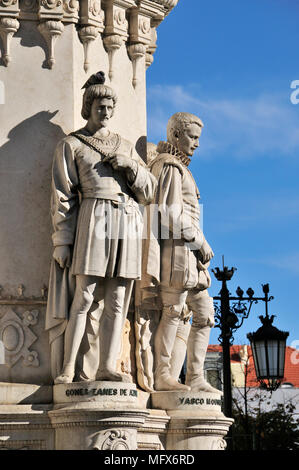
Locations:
0;16;19;65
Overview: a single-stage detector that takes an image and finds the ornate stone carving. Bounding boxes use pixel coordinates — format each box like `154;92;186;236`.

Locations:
80;0;105;28
0;307;39;367
102;0;136;39
0;0;18;7
0;17;19;66
145;26;157;69
38;0;63;19
38;19;64;68
92;428;137;450
151;0;178;10
211;438;227;450
127;42;146;88
78;25;100;73
103;33;123;80
62;0;79;22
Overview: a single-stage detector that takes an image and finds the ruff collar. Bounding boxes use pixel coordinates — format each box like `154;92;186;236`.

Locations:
156;141;191;167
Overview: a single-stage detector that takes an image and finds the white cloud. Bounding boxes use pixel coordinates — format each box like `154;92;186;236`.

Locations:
147;84;299;160
247;252;299;275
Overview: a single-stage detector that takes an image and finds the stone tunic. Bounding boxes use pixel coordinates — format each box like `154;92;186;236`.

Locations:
51;129;156;280
142;142;210;290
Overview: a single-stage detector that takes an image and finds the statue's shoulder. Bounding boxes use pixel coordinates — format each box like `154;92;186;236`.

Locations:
57;131;84;150
150;152;184;177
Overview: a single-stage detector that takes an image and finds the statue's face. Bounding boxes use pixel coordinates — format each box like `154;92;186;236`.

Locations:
90;97;114;128
177;123;202;156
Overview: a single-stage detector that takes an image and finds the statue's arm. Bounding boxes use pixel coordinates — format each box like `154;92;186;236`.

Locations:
126;147;157;205
50;138;79;266
158;163;205;249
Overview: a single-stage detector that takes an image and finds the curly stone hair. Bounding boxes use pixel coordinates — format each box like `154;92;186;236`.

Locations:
81;84;118;120
167;112;204;145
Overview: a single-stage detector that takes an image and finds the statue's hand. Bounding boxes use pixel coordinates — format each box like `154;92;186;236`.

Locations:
103;153;134;171
199;239;214;264
53;245;71;269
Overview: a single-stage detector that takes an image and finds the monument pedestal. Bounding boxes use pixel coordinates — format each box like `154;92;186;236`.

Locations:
49;381;149;450
0;384;233;450
152;391;233;451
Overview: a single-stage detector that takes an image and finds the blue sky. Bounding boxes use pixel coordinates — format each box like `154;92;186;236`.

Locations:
146;0;299;347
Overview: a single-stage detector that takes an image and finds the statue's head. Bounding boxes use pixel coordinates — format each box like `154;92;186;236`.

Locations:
167;112;204;156
81;71;118;128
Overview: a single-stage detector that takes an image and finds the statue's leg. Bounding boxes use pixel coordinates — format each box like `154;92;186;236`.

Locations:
185;289;220;393
54;274;99;384
154;287;191;391
170;319;191;381
97;277;134;382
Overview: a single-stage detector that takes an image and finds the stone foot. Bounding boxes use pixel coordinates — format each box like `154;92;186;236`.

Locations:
188;379;221;394
54;373;74;384
97;369;132;383
54;364;75;384
154;376;191;392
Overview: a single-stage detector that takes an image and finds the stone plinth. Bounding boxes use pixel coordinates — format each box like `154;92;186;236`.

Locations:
151;391;233;450
49;381;148;450
53;380;139;407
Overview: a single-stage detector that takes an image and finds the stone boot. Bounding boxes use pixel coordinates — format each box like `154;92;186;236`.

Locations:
96;311;131;383
154;308;191;392
185;325;221;394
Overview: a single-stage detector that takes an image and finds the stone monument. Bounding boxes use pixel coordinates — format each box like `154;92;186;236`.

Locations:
0;0;233;450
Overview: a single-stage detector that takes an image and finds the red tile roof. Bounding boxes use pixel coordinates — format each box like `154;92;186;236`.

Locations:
208;345;299;387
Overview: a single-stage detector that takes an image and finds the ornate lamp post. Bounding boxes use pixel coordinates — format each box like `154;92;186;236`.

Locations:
247;284;289;391
212;264;283;418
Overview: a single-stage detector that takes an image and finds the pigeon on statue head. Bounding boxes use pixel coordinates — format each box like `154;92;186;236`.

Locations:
82;71;106;89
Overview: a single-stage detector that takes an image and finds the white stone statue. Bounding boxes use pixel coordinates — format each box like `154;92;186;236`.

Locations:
45;71;156;385
142;112;219;393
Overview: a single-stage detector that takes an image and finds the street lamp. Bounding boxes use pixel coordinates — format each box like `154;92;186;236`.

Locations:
212;265;287;417
247;285;289;391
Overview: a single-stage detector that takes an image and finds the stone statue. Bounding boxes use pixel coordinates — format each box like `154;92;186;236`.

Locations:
142;112;219;393
45;71;156;385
